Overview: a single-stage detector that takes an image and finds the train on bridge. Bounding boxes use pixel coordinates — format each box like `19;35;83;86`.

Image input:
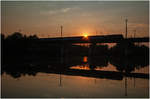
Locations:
39;34;149;43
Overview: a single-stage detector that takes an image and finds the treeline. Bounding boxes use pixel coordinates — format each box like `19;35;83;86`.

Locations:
2;32;39;65
1;32;38;40
1;32;39;58
1;32;149;63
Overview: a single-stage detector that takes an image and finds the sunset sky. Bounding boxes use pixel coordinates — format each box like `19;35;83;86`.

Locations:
2;1;149;38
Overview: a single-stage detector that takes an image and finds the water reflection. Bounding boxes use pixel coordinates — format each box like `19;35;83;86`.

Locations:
2;72;149;98
70;55;148;74
2;42;149;98
70;65;90;70
83;56;88;63
2;53;149;80
109;55;149;73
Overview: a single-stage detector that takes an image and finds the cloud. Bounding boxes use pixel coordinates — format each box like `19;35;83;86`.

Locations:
61;8;71;13
41;8;71;15
40;7;80;16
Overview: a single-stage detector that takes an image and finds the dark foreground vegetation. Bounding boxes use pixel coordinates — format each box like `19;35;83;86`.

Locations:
1;32;149;79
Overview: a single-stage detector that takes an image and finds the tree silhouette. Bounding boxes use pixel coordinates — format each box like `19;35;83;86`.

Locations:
28;34;38;40
6;32;23;40
1;33;5;40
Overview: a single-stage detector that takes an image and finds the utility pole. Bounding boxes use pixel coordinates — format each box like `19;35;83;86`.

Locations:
59;73;62;87
125;19;128;39
134;30;136;38
60;25;64;64
61;26;63;37
125;77;128;96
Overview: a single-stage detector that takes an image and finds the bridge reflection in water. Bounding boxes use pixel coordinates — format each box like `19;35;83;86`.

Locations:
2;53;149;97
2;40;149;79
2;52;149;97
2;35;149;97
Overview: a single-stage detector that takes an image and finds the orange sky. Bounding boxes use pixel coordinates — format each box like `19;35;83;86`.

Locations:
2;1;149;38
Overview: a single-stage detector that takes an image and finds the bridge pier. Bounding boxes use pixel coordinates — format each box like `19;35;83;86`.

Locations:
88;42;96;57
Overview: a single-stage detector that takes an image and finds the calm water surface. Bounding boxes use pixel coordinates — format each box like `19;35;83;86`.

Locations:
2;43;149;98
2;63;149;98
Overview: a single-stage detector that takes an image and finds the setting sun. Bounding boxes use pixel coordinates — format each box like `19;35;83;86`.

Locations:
82;33;89;40
84;34;88;38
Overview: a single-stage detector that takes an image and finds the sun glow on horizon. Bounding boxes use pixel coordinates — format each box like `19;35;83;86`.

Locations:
82;33;89;40
83;32;89;37
84;34;88;38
